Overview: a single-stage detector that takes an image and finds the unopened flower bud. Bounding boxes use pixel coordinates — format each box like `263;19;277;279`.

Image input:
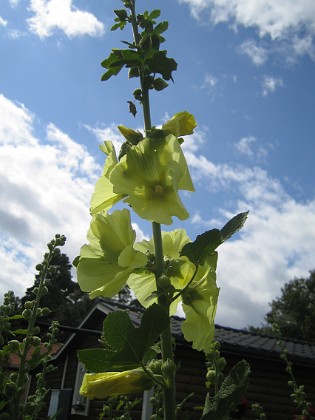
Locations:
8;340;20;353
24;300;35;310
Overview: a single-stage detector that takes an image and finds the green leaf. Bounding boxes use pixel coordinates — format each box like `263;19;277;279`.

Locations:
8;314;25;320
78;304;169;373
114;9;128;20
201;360;251;420
220;211;249;243
11;328;28;335
153;78;169;91
180;212;248;265
149;10;161;20
180;229;221;265
155;21;168;35
146;51;177;81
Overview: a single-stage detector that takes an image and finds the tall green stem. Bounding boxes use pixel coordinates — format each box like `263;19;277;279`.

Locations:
129;2;176;418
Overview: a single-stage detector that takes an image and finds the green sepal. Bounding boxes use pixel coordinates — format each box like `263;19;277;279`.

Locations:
78;304;169;373
180;212;248;265
201;360;251;419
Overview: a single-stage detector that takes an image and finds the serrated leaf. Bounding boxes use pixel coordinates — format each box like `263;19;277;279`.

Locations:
180;229;221;265
202;360;250;420
180;212;248;265
78;304;169;373
146;51;177;81
220;211;249;243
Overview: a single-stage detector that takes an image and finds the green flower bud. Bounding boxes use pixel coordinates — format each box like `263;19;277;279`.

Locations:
41;307;51;317
31;336;41;346
161;359;176;377
41;286;48;295
9;373;18;382
35;263;43;272
147;359;163;374
216;357;226;371
24;300;35;310
8;340;20;353
117;125;143;145
206;369;216;382
133;88;142;101
22;309;32;319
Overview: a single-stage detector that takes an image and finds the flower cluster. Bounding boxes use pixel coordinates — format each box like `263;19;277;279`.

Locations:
90;111;195;225
76;111;220;398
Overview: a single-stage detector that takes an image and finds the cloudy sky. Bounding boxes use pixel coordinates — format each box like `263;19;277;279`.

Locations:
1;0;315;329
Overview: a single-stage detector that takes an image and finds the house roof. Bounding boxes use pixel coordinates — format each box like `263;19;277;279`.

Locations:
9;343;62;368
54;298;315;367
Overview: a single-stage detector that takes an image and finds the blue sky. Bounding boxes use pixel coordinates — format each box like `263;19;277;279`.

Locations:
1;0;315;329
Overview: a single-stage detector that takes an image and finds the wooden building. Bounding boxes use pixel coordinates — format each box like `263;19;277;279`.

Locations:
37;298;315;419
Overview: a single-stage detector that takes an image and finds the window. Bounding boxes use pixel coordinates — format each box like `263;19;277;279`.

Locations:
71;362;90;416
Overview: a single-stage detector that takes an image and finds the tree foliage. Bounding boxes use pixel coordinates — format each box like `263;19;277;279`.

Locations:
248;270;315;342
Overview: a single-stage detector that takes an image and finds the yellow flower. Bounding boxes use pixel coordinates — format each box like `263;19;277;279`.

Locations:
128;229;195;314
80;368;153;399
76;209;147;298
162;111;197;137
110;135;194;225
90;141;124;215
181;253;220;353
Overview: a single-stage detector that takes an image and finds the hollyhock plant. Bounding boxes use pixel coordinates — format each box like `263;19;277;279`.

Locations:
110;134;194;225
76;208;147;298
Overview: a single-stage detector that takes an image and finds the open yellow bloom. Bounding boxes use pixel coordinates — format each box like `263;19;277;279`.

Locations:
80;369;153;399
181;253;220;353
76;209;147;298
90;141;124;215
110;135;194;225
128;229;195;314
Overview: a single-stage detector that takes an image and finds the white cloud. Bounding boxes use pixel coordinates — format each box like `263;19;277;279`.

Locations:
0;16;8;27
27;0;105;38
0;93;100;297
185;136;315;328
84;123;125;156
179;0;315;61
235;136;256;157
262;75;284;96
204;73;217;87
235;136;270;161
239;39;268;66
9;0;21;6
0;94;150;301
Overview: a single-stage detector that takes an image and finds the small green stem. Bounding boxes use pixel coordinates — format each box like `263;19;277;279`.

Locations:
171;264;198;303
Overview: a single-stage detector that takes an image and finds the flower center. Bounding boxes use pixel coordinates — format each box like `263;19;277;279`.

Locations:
154;184;164;195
